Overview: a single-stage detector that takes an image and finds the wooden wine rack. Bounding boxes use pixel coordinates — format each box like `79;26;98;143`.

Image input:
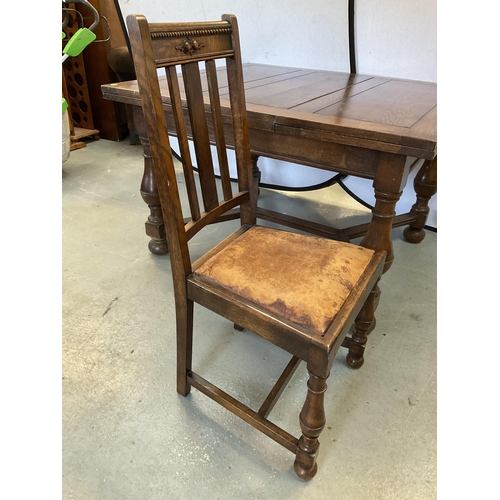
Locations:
62;5;100;149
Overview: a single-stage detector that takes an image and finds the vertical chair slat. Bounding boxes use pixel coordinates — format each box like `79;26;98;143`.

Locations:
182;62;219;212
205;59;233;201
226;59;250;194
165;65;201;221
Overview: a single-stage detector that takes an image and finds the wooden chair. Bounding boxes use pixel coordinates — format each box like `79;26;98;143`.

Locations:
126;13;386;480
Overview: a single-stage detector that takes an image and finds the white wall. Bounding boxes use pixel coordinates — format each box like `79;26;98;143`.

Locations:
118;0;436;81
119;1;349;71
356;0;436;82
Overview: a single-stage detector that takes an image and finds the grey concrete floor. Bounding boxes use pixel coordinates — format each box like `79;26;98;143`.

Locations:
62;139;437;500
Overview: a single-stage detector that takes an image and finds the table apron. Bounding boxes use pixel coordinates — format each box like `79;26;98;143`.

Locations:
247;128;381;179
274;124;435;161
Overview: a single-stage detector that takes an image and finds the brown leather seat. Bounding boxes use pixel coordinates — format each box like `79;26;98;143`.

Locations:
192;225;376;336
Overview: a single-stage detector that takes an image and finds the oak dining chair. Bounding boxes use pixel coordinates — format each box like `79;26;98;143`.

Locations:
126;13;386;479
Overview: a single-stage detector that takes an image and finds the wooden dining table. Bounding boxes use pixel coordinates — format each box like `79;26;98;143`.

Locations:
102;63;437;275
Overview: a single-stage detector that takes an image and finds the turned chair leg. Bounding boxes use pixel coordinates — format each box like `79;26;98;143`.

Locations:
347;282;379;369
294;372;328;480
177;299;194;396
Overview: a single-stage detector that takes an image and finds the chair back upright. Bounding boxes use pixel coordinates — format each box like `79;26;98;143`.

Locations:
126;13;256;283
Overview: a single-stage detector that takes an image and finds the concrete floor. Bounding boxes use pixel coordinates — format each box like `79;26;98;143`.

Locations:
62;139;437;500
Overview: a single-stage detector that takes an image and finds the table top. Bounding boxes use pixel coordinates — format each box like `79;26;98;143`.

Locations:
102;63;437;160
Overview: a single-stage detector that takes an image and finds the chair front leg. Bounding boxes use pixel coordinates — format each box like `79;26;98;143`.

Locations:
293;371;328;480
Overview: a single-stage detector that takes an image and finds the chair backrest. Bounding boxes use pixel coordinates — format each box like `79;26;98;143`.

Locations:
126;14;256;281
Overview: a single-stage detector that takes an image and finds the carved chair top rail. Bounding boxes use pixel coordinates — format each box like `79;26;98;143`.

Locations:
147;19;236;66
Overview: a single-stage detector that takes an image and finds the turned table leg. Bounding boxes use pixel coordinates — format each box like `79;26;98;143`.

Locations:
403;157;437;243
345;153;408;367
139;134;169;255
250;153;262;200
251;153;262;185
133;107;169;255
360;153;410;274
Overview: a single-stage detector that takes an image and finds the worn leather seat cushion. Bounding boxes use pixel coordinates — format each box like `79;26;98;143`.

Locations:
193;226;375;336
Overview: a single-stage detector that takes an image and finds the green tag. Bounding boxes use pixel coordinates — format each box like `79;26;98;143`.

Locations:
62;98;68;114
63;28;97;57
